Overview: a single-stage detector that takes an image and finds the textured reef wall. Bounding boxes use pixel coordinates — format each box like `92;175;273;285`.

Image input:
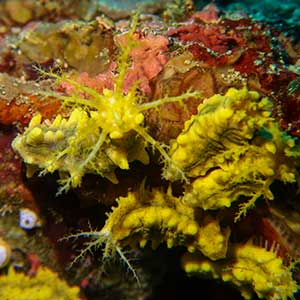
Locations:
0;1;300;300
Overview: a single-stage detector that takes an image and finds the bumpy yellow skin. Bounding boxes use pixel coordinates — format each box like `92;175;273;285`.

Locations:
12;108;149;188
12;15;200;193
164;87;300;213
0;267;80;300
182;242;299;300
88;188;229;262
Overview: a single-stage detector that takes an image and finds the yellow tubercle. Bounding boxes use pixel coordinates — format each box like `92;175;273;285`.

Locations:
44;130;55;143
28;114;42;129
26;127;43;145
196;216;230;260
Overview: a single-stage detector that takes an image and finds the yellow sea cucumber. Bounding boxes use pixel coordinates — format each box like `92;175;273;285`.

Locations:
164;87;300;216
182;242;299;300
69;186;230;279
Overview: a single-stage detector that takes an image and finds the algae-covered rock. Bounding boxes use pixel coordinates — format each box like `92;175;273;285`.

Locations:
18;20;114;75
0;0;98;25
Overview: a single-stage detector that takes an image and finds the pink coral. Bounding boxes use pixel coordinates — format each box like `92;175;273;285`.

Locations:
59;62;115;95
193;4;220;24
168;22;244;55
117;33;169;94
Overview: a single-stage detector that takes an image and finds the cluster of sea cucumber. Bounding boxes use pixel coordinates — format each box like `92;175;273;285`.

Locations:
1;2;300;300
12;25;300;300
